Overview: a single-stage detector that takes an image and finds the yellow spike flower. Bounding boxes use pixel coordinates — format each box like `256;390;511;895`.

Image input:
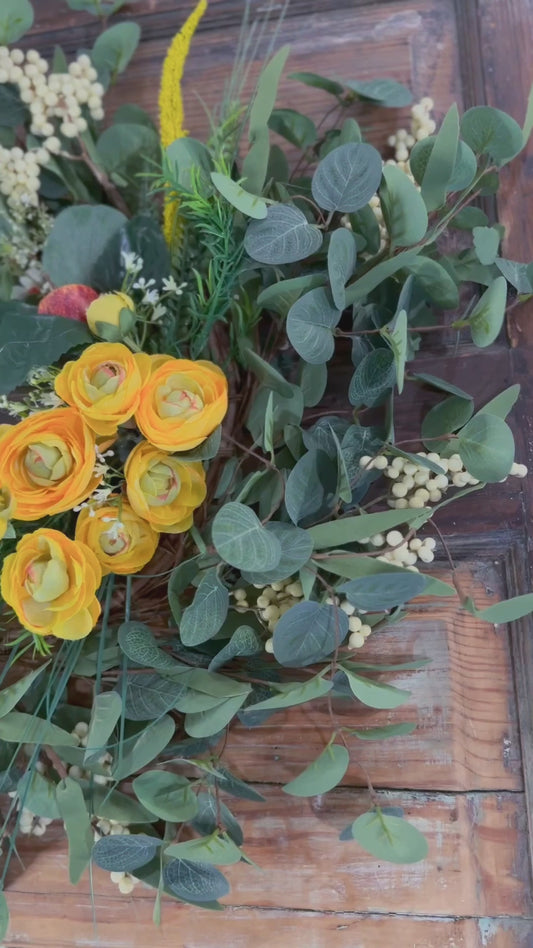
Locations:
159;0;207;246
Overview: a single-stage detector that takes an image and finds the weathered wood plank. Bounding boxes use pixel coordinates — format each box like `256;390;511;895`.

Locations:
223;563;522;791
6;791;532;925
3;902;533;948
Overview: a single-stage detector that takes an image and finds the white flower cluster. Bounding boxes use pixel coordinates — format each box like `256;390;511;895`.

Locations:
68;720;114;786
325;594;373;649
7;762;54;837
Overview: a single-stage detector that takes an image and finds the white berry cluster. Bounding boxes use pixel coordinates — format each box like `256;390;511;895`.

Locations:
0;46;104;139
68;720;114;786
93;817;141;895
232;579;305;652
325;594;373;649
7;762;54;837
387;97;436;165
0;144;49;209
360;529;437;568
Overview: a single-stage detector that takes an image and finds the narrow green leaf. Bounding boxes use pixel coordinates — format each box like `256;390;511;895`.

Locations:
478;384;520;419
0;712;77;746
133;771;198;822
0;663;49;718
56;777;93;884
243;45;290;193
112;715;175;781
240;676;333;715
84;691;122;764
0;891;9;942
380;164;428;247
381;309;407;393
420;104;459;210
475;594;533;624
239;343;293;397
339;572;426;611
308;507;430;549
288;71;344;97
345;250;420;306
342;78;412;107
210;172;267;219
184;691;250;738
165;833;242;866
327;227;357;310
468;276;507;347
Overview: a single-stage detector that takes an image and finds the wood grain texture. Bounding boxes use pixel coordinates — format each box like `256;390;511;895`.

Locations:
6;2;533;945
224;563;523;791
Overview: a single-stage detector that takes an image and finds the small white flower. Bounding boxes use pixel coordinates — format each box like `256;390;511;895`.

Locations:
151;303;167;323
143;288;160;306
133;277;155;291
121;251;143;274
162;276;187;296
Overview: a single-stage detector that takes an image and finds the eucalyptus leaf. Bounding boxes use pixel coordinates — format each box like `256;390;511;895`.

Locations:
43;205;127;287
269;109;317;149
92;833;162;873
478;384;520;419
123;673;184;721
288;71;344;97
403;257;459;310
84;691;122;764
257;273;326;317
166;833;243;866
191;792;244;847
420;104;459;210
208;627;263;673
180;569;229;647
164;859;230;904
421;395;474;450
380;164;428;247
341;667;411;710
284;448;337;526
166;137;212;193
468;276;507;347
381;309;407;393
311;142;383;213
273;601;349;667
301;361;328;407
240;675;333;716
327;227;357;310
0;891;8;943
343;78;412;107
245;204;322;264
410;136;477;193
133;771;198;822
0;0;33;44
211;172;267;219
339;572;426;611
243;46;289;194
118;621;180;672
473;227;500;266
184;691;250;738
308;507;428;549
87;786;158;824
349;348;396;407
287;287;341;365
345;250;420;305
283;744;349;796
0;310;92;396
461;105;523;165
91;22;141;79
241;522;314;584
56;778;93;884
475;594;533;624
347;810;428;863
457;412;514;482
112;716;175;781
212;503;281;571
0;712;77;747
239;343;293;397
494;258;533;294
0;664;48;718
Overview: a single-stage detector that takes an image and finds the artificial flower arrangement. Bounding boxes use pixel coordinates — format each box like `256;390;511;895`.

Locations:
0;0;532;930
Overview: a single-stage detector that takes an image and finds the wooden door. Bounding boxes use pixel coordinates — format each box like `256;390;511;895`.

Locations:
5;1;533;945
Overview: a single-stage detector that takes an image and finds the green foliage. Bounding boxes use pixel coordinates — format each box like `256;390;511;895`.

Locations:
244;205;323;264
0;892;8;943
118;621;180;672
112;716;175;781
180;569;229;646
165;833;243;865
0;307;91;396
460;106;523;165
91;22;141;82
288;71;344;97
349;348;396;407
284;448;337;525
242;45;290;194
341;667;411;709
0;0;33;44
84;691;122;764
327;227;357;310
468;276;507;347
287;287;341;364
308;508;428;549
345;810;428;863
343;78;412;107
212;503;281;571
269;109;317;149
163;859;230;904
273;601;349;667
419;104;459;210
380;164;428;247
133;771;198;822
311;142;383;212
210;172;267;219
241;522;313;584
0;712;77;746
410;136;476;194
43;205;127;287
0;664;48;718
92;834;162;873
338;572;426;611
56;778;93;884
457;412;514;482
283;743;349;796
240;676;333;716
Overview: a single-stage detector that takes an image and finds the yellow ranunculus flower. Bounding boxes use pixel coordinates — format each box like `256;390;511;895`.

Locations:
75;498;159;575
1;528;102;639
124;440;206;533
55;342;152;437
86;292;135;337
0;486;16;540
0;408;101;521
135;357;228;452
